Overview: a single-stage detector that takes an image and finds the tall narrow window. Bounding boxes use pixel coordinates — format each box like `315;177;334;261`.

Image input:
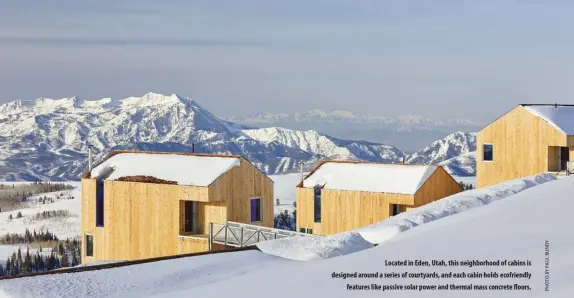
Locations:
250;197;262;222
483;144;493;161
85;234;93;257
95;181;104;227
314;186;322;223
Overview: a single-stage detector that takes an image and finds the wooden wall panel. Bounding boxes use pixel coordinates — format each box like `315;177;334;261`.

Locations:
81;180;211;263
296;187;416;235
414;167;463;206
295;187;314;232
548;147;559;172
212;158;274;228
477;106;568;187
81;179;96;261
178;237;226;253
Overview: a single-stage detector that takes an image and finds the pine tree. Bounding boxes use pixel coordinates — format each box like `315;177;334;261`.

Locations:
17;211;22;218
58;243;65;256
5;257;11;276
17;248;22;265
22;248;32;274
61;251;69;268
71;249;79;267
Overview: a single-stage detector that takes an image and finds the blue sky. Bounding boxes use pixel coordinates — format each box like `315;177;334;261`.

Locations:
1;0;573;121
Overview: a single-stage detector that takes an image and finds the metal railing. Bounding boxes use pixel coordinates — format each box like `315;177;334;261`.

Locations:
208;221;315;250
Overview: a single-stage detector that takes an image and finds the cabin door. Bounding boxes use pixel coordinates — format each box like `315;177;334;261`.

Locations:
184;201;198;234
559;147;569;171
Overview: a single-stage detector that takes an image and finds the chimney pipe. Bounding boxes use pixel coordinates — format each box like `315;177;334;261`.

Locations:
192;143;195;153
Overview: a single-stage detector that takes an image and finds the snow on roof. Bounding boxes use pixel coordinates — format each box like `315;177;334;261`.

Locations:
302;162;438;194
90;153;240;186
523;105;574;135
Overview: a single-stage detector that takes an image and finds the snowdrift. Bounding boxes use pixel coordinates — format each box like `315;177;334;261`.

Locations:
256;232;373;261
356;173;556;244
258;173;554;261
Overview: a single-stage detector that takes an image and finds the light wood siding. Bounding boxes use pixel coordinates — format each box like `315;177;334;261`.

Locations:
81;156;272;264
295;188;315;233
210;158;274;228
414;167;462;206
296;167;461;235
548;147;559;172
81;179;96;260
296;187;415;235
177;237;225;253
477;106;568;187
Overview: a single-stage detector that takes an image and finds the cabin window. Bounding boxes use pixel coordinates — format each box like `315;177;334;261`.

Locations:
483;144;493;161
250;197;262;222
183;201;199;234
299;227;313;234
95;181;104;227
314;186;322;223
391;204;404;216
85;234;93;257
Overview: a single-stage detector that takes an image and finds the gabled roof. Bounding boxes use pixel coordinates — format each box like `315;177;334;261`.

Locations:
300;160;439;195
87;151;241;186
521;104;574;135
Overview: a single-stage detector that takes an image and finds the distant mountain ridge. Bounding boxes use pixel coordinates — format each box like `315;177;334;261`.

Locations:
225;110;480;129
225;110;481;152
0;92;476;181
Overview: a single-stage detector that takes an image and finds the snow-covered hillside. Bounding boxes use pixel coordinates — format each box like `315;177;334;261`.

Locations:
406;131;476;165
0;93;476;181
0;174;568;298
0;182;81;270
439;151;477;176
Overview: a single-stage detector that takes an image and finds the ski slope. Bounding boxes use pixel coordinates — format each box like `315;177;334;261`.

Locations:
0;174;569;297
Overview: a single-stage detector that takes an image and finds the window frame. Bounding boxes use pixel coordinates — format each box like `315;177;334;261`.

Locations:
299;227;313;235
391;204;404;216
85;234;94;257
483;143;494;162
313;185;322;223
95;181;104;227
250;197;263;223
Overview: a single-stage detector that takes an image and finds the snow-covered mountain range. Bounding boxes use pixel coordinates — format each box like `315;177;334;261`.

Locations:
0;93;476;181
225;110;481;152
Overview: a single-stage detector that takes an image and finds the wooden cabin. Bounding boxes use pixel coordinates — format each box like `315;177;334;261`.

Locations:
295;161;462;235
477;104;574;188
80;150;273;264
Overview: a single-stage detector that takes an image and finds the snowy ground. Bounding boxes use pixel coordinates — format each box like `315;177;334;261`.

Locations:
0;182;81;267
1;174;567;298
0;183;81;239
